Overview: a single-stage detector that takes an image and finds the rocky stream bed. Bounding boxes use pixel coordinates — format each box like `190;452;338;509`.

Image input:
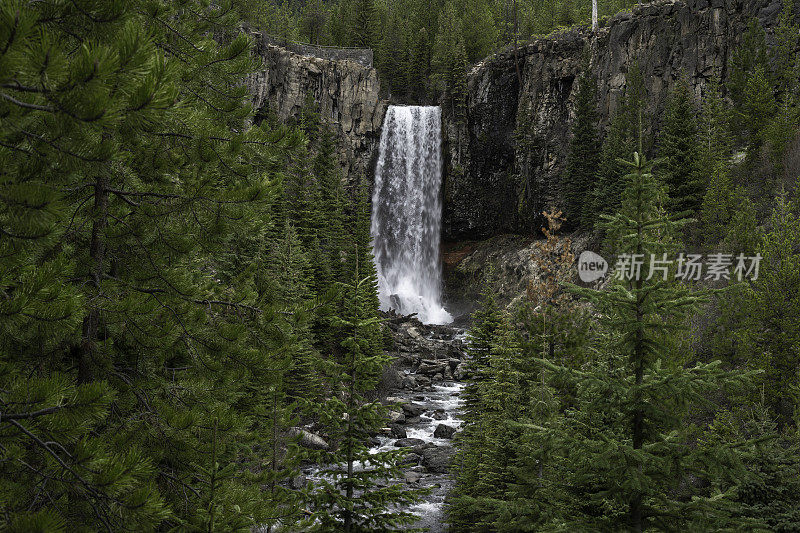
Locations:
299;313;468;531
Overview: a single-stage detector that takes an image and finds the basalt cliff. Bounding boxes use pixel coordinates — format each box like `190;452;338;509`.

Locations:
441;0;793;240
247;34;385;185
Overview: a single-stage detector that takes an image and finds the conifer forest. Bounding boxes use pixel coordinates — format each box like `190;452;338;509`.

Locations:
3;0;800;531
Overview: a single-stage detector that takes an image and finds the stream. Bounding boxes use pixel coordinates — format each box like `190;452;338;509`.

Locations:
379;378;464;531
300;318;468;531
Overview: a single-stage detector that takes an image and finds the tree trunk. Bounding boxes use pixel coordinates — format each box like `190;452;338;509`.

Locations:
79;172;109;384
592;0;598;31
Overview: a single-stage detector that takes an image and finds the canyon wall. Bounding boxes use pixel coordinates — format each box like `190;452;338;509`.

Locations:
247;35;386;185
442;0;791;240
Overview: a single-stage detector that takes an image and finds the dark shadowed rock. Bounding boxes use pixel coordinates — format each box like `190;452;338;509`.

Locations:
433;424;456;439
390;424;407;439
422;446;455;473
394;438;426;448
247;43;384;186
401;453;422;466
402;403;426;417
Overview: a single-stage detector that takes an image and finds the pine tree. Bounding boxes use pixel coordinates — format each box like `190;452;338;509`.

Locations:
728;18;769;141
311;188;421;531
432;2;469;123
349;0;379;48
490;210;589;530
591;62;648;224
563;68;602;230
702;404;800;530
553;153;753;530
697;79;732;177
659;79;704;218
771;0;799;97
448;284;504;508
448;315;525;531
0;0;312;529
741;65;778;159
742;193;800;426
700;169;745;246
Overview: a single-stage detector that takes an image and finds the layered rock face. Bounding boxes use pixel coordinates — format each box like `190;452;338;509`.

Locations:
442;0;790;240
247;38;386;184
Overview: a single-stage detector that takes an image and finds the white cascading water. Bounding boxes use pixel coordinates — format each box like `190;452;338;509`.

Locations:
371;106;452;325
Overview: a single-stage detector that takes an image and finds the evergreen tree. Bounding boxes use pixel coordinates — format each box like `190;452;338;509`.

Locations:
448;315;525;531
311;186;421;531
728;18;769;140
702;403;800;530
659;79;703;218
741;65;778;159
0;0;313;529
348;0;379;48
591;62;648;224
740;194;800;426
697;79;732;177
553;153;752;530
700;170;746;247
771;0;799;97
563;68;602;230
432;2;469;122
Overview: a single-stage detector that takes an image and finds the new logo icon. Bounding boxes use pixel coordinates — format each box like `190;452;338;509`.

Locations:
578;251;608;282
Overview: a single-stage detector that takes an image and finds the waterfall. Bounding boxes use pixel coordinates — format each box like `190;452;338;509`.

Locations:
371;106;452;325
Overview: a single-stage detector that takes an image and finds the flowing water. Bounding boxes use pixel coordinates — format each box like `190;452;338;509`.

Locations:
371;106;452;325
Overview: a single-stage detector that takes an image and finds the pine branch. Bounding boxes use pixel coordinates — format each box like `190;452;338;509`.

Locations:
0;92;55;112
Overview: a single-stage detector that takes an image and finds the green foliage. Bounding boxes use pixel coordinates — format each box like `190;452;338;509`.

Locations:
729;18;769;141
432;2;469;122
744;195;800;425
449;292;523;531
591;62;648;225
552;153;754;530
311;219;422;531
563;67;602;230
0;1;394;530
659;79;704;219
701;404;800;530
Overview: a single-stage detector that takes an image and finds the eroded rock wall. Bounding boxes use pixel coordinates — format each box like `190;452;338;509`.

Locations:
442;0;790;240
248;40;386;185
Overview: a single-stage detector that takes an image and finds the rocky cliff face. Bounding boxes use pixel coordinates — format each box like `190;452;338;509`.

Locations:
248;39;386;184
442;0;790;240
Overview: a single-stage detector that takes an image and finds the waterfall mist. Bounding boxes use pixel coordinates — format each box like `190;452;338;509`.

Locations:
371;106;452;325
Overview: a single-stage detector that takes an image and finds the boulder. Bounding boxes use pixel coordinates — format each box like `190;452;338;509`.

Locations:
417;362;447;375
402;403;426;418
422;446;455;473
401;375;417;390
289;428;329;450
434;424;456;439
394;438;426;448
404;471;423;484
401;452;422;466
415;375;432;387
390;424;407;439
387;409;405;424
